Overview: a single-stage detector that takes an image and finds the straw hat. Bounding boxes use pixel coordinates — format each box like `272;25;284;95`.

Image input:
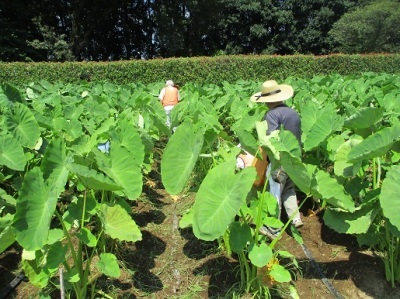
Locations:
250;80;294;103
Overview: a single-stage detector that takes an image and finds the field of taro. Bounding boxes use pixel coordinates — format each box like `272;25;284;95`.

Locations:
0;72;399;299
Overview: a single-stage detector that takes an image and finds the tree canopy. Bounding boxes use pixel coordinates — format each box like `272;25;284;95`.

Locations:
1;0;397;62
329;0;400;53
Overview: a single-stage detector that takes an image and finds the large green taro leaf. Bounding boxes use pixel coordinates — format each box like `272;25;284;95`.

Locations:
93;117;115;136
192;162;256;241
2;83;23;103
63;118;84;142
6;102;41;149
229;222;252;253
256;121;277;155
64;103;84;121
46;241;68;273
95;143;142;200
257;122;301;161
298;100;320;144
99;203;142;242
70;135;97;155
280;152;312;196
234;109;265;133
0;135;26;171
344;106;385;129
12;167;57;251
334;139;362;177
378;92;400;119
236;128;259;156
84;98;110;124
269;129;302;159
110;119;145;166
41;139;71;196
68;163;122;191
323;200;380;234
347;124;400;163
302;104;343;152
0;214;15;254
312;169;355;212
161;122;204;195
380;165;400;231
22;257;49;288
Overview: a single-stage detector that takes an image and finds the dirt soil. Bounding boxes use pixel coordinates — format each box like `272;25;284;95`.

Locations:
1;184;400;299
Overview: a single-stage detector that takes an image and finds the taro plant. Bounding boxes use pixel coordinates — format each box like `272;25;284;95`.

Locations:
162;118;305;297
1;73;399;297
0;81;163;298
322;120;400;287
162;76;397;296
287;73;400;287
13;137;143;298
0;84;42;253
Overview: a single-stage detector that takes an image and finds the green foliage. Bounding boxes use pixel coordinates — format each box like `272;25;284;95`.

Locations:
271;0;358;54
192;163;256;241
156;72;400;292
27;17;73;62
0;73;399;297
161;122;204;195
0;1;47;62
1;0;358;62
286;72;400;287
0;80;162;298
329;0;400;53
0;135;26;171
381;165;400;231
1;54;400;87
13;167;58;251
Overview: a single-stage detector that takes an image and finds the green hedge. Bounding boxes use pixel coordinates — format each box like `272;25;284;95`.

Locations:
1;54;400;87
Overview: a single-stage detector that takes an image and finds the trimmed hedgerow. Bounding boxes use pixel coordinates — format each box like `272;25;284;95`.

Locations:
1;54;400;87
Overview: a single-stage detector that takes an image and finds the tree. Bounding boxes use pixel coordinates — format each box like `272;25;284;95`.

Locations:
65;0;158;60
152;0;222;57
2;0;382;61
183;0;225;56
207;0;357;55
212;0;278;55
272;0;358;54
152;0;188;57
27;17;73;61
0;1;47;61
0;0;157;61
329;0;400;53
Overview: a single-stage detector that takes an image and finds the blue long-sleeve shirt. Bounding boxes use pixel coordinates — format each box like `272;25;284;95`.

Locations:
263;104;301;145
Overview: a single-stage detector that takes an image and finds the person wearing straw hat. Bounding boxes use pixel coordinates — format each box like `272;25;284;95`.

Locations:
158;80;181;131
250;80;303;240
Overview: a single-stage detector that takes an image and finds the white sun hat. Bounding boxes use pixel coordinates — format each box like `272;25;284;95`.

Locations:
250;80;294;103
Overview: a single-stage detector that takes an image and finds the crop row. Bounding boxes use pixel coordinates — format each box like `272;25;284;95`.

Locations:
0;72;399;297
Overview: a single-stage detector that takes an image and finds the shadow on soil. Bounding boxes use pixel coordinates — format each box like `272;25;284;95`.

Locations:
121;230;166;294
193;256;240;298
180;227;242;298
180;227;219;260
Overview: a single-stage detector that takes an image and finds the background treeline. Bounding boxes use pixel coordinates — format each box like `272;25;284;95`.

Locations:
1;0;400;62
